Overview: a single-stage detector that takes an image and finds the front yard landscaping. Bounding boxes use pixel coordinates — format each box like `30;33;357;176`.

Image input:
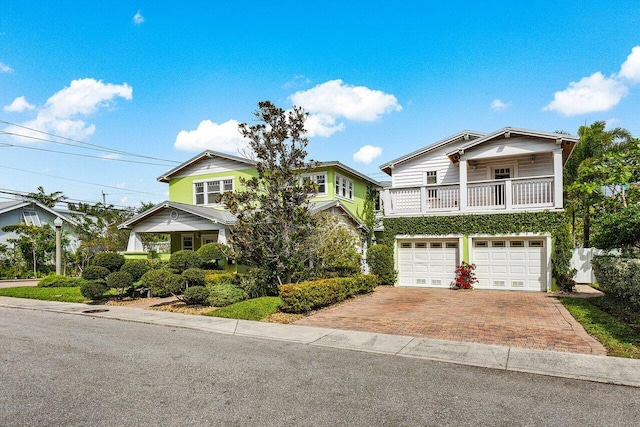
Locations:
560;295;640;359
0;286;87;303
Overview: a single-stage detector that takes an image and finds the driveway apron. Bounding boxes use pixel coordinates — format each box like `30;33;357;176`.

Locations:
294;287;606;355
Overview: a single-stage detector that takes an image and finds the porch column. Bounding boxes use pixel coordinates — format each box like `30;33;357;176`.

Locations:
420;186;428;213
459;159;468;212
218;228;228;244
553;148;563;209
126;231;144;252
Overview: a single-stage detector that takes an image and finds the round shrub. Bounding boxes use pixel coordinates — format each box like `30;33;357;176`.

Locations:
169;250;202;273
207;283;248;307
197;242;230;270
182;268;206;287
366;244;397;286
38;274;82;287
80;280;109;300
82;265;110;281
119;260;152;282
91;252;126;273
140;269;185;297
182;286;210;305
106;271;134;297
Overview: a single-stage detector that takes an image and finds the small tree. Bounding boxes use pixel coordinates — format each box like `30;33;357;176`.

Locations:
311;213;361;278
2;224;58;278
223;101;317;290
357;186;382;248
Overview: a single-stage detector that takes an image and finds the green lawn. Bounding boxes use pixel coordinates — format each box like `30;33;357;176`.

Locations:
0;286;87;303
206;297;282;321
560;296;640;359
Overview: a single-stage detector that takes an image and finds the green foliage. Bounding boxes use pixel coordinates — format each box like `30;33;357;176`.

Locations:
205;271;240;287
0;286;86;303
366;244;397;285
106;271;134;297
79;280;109;300
222;101;317;289
591;204;640;254
207;283;249;307
81;265;110;281
357;186;382;247
592;256;640;310
235;269;269;298
182;286;210;305
182;268;206;287
196;243;231;270
169;250;202;273
140;269;185;297
3;224;58;278
38;275;84;287
207;296;282;320
119;259;152;282
311;213;362;278
26;186;67;207
91;252;125;273
279;274;377;313
551;222;576;290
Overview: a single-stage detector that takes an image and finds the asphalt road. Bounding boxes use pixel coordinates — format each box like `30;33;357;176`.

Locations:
1;308;638;426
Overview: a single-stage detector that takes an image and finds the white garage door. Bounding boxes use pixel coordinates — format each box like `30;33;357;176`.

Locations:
397;240;459;287
472;238;547;291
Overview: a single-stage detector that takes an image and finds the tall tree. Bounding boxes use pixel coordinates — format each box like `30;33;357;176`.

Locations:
223;101;317;291
565;121;634;246
27;186;67;207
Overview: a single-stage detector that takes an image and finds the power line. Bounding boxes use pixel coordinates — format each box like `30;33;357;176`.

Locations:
0;188;133;211
0;119;181;165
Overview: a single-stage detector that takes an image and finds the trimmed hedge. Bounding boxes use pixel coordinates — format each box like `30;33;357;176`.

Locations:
91;252;125;273
120;260;152;282
279;274;378;313
207;283;248;307
183;286;210;305
38;275;84;288
593;256;640;309
197;242;230;270
106;271;134;297
182;268;206;287
205;272;240;287
366;245;397;285
82;265;110;281
80;280;108;300
169;250;202;273
140;269;185;297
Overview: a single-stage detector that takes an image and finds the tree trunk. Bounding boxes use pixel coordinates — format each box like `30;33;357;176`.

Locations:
583;210;591;248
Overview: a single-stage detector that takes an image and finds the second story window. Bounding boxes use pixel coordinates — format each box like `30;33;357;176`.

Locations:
302;173;327;196
335;174;354;201
194;178;233;205
426;171;437;185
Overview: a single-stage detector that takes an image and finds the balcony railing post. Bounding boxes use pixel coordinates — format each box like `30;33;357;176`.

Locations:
420;186;427;213
459;159;468;212
505;179;512;209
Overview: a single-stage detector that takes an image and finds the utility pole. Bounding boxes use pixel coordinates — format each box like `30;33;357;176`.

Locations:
102;191;108;205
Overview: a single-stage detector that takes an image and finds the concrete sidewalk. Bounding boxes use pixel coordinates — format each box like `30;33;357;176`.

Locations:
0;279;39;288
2;296;639;388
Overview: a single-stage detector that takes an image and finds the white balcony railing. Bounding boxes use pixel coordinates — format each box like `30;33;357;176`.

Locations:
385;176;556;215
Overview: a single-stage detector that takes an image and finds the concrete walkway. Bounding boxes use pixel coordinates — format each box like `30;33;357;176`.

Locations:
1;296;639;388
0;279;39;288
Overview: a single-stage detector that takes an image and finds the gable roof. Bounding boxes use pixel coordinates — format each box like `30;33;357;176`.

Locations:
310;199;366;230
445;127;579;164
118;200;238;230
379;130;486;175
316;161;381;188
157;150;257;183
0;199;78;226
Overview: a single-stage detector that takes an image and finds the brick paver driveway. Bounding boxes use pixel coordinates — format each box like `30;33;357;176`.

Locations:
295;287;606;355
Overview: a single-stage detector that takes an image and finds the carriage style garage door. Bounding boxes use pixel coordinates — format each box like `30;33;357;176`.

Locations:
397;240;459;287
471;238;547;291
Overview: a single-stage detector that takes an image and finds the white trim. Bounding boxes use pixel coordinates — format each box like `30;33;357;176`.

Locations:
201;233;218;246
193;176;234;206
335;173;354;201
182;233;195;251
302;172;328;196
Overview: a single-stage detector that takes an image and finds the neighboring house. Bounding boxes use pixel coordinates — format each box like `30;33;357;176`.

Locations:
380;127;579;292
119;151;381;255
0;199;79;251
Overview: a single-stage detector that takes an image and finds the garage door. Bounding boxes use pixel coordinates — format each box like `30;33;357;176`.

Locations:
397;240;459;287
472;238;547;291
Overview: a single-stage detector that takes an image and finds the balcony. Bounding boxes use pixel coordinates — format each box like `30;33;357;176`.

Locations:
384;176;557;215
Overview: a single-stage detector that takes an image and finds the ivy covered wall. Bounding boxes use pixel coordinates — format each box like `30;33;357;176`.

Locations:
383;210;572;281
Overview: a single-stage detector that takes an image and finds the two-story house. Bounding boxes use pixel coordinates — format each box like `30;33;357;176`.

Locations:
380;127;579;292
119;150;381;256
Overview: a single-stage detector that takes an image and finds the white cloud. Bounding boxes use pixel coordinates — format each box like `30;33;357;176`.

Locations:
605;118;619;129
100;153;122;160
353;145;383;164
174;119;249;153
282;75;311;89
619;46;640;82
543;72;628;116
132;11;145;25
289;79;401;137
0;62;13;73
3;78;132;140
490;99;511;111
4;96;35;112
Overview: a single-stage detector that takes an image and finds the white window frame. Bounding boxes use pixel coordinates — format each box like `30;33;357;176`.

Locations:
425;170;438;185
22;210;41;226
182;234;194;251
302;172;327;196
193;176;234;205
201;233;218;246
335;173;354;201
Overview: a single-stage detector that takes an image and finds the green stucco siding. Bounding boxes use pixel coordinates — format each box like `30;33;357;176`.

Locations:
168;168;258;204
317;167;369;219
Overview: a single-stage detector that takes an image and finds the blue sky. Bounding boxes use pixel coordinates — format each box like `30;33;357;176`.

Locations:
1;1;639;208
